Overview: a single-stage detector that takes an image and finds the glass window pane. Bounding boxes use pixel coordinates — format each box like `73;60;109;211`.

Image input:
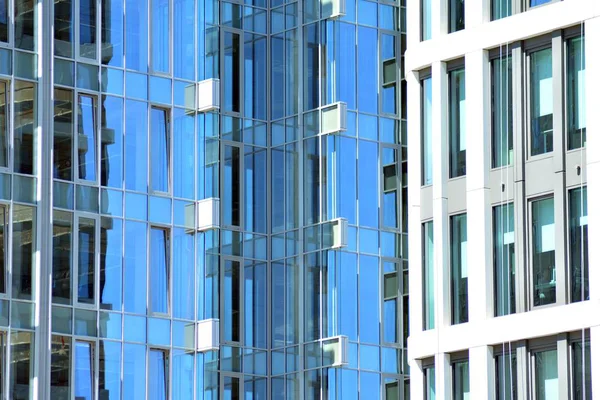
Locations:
15;0;35;50
224;259;241;342
425;367;436;400
448;0;464;33
150;227;169;314
149;349;169;400
535;349;557;399
125;100;148;192
423;221;434;329
173;228;194;319
124;343;146;399
422;77;433;184
99;341;121;400
244;261;267;348
53;210;72;304
359;255;379;343
567;36;586;150
532;197;555;306
54;89;74;181
51;335;71;399
0;0;7;41
449;69;466;178
572;340;591;400
491;0;511;20
0;206;5;293
173;351;194;399
421;0;431;40
101;0;124;66
173;109;194;199
357;26;378;114
493;203;515;316
100;217;122;310
152;0;170;73
492;56;513;168
151;107;169;192
101;95;124;188
530;48;553;156
451;213;468;324
224;145;241;227
125;0;148;72
124;221;147;313
569;187;588;302
530;0;552;7
13;205;35;300
80;0;96;58
244;34;267;120
10;331;32;399
14;81;36;175
224;32;241;113
0;81;6;168
77;217;96;304
78;95;97;181
74;341;94;400
452;360;470;400
495;353;517;400
173;0;194;79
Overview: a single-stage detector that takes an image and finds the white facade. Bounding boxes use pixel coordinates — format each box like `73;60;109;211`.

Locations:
406;0;600;398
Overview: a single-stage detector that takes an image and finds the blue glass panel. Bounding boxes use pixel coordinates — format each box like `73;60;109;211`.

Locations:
101;67;123;95
99;312;122;339
360;344;380;371
124;314;146;342
101;95;124;188
101;189;123;216
126;72;148;100
125;192;147;220
244;147;267;233
149;196;171;224
358;140;378;227
125;100;148;191
359;255;379;343
101;0;123;66
360;372;380;399
100;217;122;310
99;341;121;399
359;114;377;140
174;228;195;319
124;221;147;313
341;370;358;400
244;34;267;120
304;23;319;111
340;252;358;340
358;27;378;113
173;351;194;399
149;228;169;314
124;344;146;399
340;137;357;224
357;0;377;27
74;342;94;400
149;76;172;105
148;318;170;346
174;0;194;79
339;23;356;110
126;0;148;72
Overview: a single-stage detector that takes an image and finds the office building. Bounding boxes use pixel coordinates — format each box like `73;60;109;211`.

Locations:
0;0;407;397
407;0;596;398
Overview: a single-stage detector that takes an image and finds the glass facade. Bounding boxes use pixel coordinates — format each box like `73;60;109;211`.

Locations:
1;0;408;397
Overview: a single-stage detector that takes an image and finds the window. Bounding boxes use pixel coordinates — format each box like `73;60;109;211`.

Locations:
567;36;586;150
53;212;73;304
54;89;74;181
530;0;554;8
77;217;96;305
491;0;512;20
531;197;555;307
493;204;515;316
152;0;170;73
422;77;433;185
12;205;35;300
224;31;241;113
14;81;36;175
382;148;398;228
150;227;170;314
0;81;8;168
224;145;241;227
491;56;513;168
51;335;71;397
74;341;94;400
150;107;170;192
0;0;7;42
569;187;588;302
383;261;399;343
77;94;97;181
495;352;517;399
15;0;36;51
10;331;32;398
448;0;464;33
572;340;591;400
452;360;470;400
421;0;432;40
423;221;435;330
223;259;241;343
529;48;553;156
451;214;468;324
149;349;169;400
424;365;436;400
79;0;96;58
99;341;121;399
534;348;558;399
449;69;466;178
0;205;6;294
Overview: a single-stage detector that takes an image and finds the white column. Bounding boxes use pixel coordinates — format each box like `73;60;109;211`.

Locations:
586;17;600;398
408;71;424;335
410;359;426;400
435;353;452;399
465;50;493;323
469;346;495;399
465;0;488;28
434;0;447;38
431;61;450;329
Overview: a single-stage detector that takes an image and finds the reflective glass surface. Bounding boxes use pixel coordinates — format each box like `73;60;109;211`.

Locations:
530;48;553;156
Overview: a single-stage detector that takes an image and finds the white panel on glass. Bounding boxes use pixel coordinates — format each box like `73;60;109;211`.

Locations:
321;102;347;135
503;231;515;245
541;223;555;252
197;197;220;231
459;97;466;151
322;335;348;367
331;218;348;249
184;202;196;234
322;0;346;18
197;79;220;112
539;76;553;117
197;319;219;353
184;83;196;110
578;69;586;129
580;215;588;226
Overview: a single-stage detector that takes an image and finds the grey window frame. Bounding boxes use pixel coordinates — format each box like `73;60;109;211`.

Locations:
220;255;244;345
569;330;591;400
148;347;171;400
449;212;468;325
494;346;518;400
422;220;434;330
489;49;514;169
564;31;586;151
0;79;10;172
149;0;172;75
75;92;100;185
567;185;588;303
492;202;515;317
421;75;433;186
380;143;401;230
450;352;470;400
381;258;402;346
447;63;466;179
220;27;244;117
0;203;9;298
72;338;99;400
529;339;559;400
74;0;101;63
221;140;243;231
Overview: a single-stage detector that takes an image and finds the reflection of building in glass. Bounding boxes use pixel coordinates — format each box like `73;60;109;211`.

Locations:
0;0;408;397
409;0;595;398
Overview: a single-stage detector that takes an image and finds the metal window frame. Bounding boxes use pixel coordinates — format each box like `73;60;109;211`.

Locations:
74;92;101;185
219;255;244;346
147;347;172;400
148;105;173;195
73;212;100;309
491;202;516;317
147;224;172;317
148;0;173;75
71;338;99;400
447;65;466;179
74;0;101;63
489;50;515;170
448;212;467;325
